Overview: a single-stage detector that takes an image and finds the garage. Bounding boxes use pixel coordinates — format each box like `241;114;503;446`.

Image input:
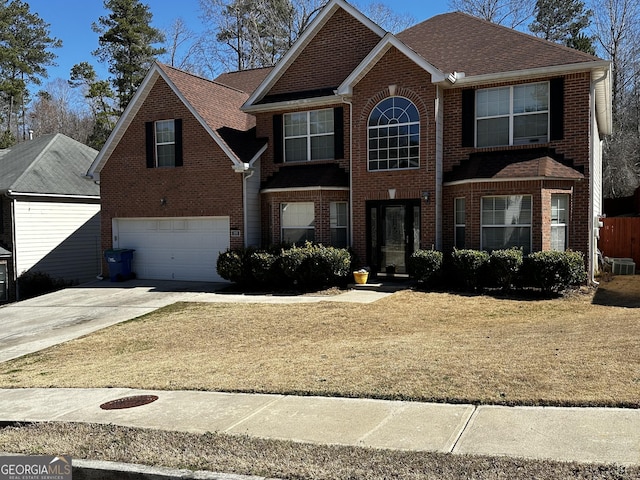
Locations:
112;217;230;282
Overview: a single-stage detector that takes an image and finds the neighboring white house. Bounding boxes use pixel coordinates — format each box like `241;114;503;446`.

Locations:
0;133;101;302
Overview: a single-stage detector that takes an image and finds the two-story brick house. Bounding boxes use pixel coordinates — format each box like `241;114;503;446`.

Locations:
88;0;611;283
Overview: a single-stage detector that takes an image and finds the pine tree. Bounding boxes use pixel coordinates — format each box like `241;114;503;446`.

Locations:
0;0;61;143
529;0;594;53
92;0;165;112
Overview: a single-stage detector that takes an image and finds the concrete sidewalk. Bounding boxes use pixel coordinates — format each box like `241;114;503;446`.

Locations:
1;388;638;467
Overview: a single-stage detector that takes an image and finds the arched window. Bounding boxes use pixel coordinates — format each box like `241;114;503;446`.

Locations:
368;97;420;171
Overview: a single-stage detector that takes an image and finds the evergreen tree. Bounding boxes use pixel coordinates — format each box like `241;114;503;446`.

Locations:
69;62;118;150
0;0;61;143
92;0;166;112
529;0;594;53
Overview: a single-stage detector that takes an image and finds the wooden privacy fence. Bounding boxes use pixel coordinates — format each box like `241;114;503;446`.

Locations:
599;218;640;266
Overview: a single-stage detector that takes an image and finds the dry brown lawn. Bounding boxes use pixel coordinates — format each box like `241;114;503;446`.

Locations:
0;422;637;480
1;276;639;407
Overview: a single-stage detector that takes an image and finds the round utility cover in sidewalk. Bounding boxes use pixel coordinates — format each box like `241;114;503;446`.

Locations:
100;395;158;410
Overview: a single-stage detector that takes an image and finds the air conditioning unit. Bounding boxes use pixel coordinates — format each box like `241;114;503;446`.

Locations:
612;259;636;275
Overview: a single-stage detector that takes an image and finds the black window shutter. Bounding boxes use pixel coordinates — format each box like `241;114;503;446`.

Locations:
273;114;283;163
461;89;475;147
174;119;183;167
550;78;564;141
334;106;344;159
145;121;155;168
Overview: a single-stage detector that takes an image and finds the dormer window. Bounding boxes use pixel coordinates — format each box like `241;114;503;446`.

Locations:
284;109;334;162
476;82;549;148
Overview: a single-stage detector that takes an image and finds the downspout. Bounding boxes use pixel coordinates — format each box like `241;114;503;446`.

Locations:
8;195;18;301
340;95;354;248
589;70;609;286
435;85;444;250
233;162;253;248
243;167;255;248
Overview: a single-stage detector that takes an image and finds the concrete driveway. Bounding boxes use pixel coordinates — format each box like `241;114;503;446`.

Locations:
0;279;227;363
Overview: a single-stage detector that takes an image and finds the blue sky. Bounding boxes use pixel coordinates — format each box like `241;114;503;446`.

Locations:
26;0;450;86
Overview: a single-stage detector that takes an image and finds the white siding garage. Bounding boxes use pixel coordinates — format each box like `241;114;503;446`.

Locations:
112;217;230;282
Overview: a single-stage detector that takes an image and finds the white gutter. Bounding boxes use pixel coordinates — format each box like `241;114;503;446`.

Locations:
446;61;611;87
242;95;340;114
443;176;584;187
6;190;100;200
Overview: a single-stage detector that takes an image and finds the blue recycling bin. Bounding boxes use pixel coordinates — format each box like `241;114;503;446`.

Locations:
104;248;135;282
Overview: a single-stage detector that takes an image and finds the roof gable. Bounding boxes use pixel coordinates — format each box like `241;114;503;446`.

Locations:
0;134;99;197
243;0;386;110
88;63;267;178
337;33;445;96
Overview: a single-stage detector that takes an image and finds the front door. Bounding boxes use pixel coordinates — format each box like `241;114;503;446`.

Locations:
367;200;420;275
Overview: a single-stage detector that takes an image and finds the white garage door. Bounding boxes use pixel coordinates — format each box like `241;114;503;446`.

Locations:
113;217;230;282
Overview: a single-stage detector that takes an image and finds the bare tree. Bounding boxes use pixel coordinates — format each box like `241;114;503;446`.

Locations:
28;79;93;143
162;18;202;72
592;0;640;197
448;0;536;28
198;0;326;72
356;2;415;33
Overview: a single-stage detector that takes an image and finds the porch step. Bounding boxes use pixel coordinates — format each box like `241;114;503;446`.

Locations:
348;278;416;293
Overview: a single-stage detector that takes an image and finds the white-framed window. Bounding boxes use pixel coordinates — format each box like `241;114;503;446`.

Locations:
330;202;348;248
368;96;420;171
551;194;569;251
476;82;549;148
481;195;532;253
155;119;176;167
281;202;315;244
284;109;334;162
455;197;466;249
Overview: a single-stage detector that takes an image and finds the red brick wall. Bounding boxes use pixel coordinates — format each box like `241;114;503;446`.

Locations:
262;189;349;245
99;77;246;270
442;181;577;253
441;72;593;260
269;8;381;96
349;47;439;262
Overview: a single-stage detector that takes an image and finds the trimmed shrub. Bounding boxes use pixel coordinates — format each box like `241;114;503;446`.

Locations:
450;248;490;291
409;249;443;287
216;248;250;284
281;242;351;289
17;271;76;300
522;250;587;293
487;248;524;290
249;251;280;285
218;243;352;290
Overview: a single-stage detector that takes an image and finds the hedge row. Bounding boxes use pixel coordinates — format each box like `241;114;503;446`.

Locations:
217;242;352;290
410;248;587;294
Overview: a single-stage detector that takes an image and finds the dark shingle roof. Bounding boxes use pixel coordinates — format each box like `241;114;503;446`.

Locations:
158;64;267;162
262;163;349;190
214;67;273;95
397;12;601;77
444;148;584;183
0;134;99;196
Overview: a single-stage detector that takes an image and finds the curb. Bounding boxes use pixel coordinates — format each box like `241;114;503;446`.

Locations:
72;459;280;480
